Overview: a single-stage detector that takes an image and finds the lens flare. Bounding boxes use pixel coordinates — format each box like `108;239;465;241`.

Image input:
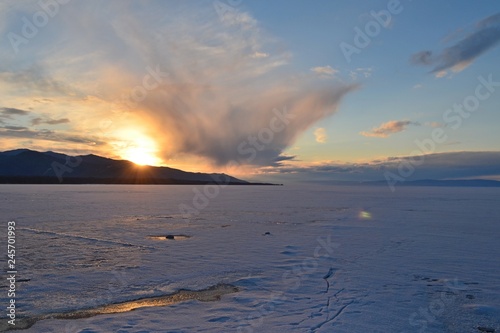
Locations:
359;210;372;220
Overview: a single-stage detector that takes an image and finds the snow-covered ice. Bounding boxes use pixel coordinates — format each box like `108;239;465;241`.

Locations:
0;184;499;332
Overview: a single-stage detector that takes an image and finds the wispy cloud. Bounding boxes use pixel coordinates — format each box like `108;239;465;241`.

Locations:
411;12;500;77
310;65;338;78
250;51;269;59
1;107;30;116
314;127;328;143
0;66;80;97
360;120;420;138
0;107;31;127
31;117;70;126
1;125;28;131
0;128;104;145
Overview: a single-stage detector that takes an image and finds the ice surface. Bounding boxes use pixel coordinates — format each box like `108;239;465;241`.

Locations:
0;184;499;332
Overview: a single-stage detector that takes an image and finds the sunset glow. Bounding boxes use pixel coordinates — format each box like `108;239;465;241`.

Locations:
119;132;161;166
1;2;499;332
123;146;159;166
0;1;499;182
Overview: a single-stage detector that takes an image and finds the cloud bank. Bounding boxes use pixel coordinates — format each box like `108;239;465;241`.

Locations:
263;151;500;182
411;13;500;76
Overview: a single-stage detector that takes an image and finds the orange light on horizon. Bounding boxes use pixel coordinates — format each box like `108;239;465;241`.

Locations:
118;130;162;166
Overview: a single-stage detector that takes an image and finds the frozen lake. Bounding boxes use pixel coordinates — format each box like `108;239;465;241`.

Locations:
1;184;499;332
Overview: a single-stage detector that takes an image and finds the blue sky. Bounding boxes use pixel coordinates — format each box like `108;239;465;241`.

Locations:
244;0;500;154
0;0;499;182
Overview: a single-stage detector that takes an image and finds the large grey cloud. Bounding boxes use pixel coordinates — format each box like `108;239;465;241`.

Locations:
411;13;500;74
0;1;356;167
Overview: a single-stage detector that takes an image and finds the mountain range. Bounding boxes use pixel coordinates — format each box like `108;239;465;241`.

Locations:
0;149;262;185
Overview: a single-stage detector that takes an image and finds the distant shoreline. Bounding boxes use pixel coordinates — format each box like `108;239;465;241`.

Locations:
306;179;500;188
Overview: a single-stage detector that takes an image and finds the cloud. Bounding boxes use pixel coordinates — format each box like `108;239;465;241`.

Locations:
31;117;70;126
434;70;448;78
314;127;328;143
1;125;28;131
0;66;80;97
1;107;30;116
411;12;500;76
410;51;434;66
360;120;420;138
263;151;500;182
0;107;30;127
0;127;104;145
251;52;269;59
310;65;338;77
0;1;357;167
144;82;355;166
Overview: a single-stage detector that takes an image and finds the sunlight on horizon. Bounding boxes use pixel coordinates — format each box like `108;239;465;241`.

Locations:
120;131;161;166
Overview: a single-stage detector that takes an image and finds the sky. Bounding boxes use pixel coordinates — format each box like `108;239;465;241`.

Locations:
0;0;499;183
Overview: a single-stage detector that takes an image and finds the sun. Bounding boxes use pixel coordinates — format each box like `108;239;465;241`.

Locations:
124;147;159;166
120;132;161;166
